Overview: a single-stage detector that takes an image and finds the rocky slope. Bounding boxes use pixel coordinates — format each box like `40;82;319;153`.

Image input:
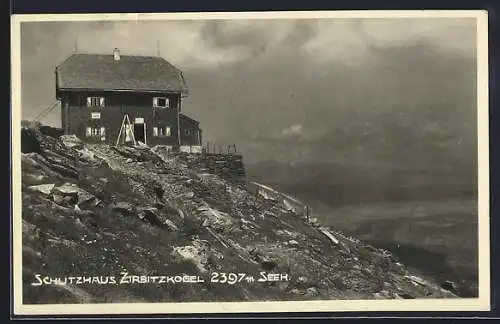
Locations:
20;126;458;304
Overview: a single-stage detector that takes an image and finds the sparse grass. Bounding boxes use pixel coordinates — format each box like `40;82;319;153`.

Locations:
21;131;464;303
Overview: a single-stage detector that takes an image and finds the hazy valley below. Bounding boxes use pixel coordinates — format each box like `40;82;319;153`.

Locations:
246;160;479;297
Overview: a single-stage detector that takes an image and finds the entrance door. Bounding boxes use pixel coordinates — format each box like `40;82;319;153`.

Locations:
133;117;146;145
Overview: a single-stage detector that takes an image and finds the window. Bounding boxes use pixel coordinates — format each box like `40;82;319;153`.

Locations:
86;97;105;107
153;126;171;137
153;97;169;108
85;126;106;141
91;112;101;119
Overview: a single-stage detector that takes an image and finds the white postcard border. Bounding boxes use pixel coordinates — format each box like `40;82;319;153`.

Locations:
11;10;490;315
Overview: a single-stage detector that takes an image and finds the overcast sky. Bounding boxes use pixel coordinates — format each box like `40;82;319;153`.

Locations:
20;18;478;166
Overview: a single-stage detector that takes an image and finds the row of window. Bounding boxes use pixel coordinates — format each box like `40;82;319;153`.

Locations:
85;127;106;141
152;127;192;136
84;126;194;139
86;96;171;108
153;126;171;137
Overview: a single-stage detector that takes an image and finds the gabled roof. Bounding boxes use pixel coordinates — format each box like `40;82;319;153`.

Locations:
180;113;200;126
56;53;188;95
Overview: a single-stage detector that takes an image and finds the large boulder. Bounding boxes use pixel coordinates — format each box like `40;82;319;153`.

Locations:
171;239;210;273
111;201;136;215
137;207;179;231
27;184;55;195
59;135;83;150
53;183;95;205
441;280;458;293
52;192;78;207
21;128;42;154
50;183;101;209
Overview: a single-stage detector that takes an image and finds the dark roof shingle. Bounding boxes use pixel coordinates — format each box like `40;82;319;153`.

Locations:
180;113;200;126
56;53;188;94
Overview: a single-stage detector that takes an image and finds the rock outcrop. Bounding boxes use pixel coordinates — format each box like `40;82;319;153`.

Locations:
20;127;458;304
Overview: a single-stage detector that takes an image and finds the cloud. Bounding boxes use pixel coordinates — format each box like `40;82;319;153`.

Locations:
19;17;478;168
20;17;476;71
281;124;303;136
301;18;476;66
61;20;297;69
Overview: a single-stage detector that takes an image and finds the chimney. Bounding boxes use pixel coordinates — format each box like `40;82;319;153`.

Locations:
113;48;120;61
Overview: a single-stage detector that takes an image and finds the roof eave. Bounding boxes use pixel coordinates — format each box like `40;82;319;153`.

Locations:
180;113;200;125
57;87;188;95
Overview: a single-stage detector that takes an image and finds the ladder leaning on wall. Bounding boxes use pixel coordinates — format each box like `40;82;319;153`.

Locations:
115;114;137;146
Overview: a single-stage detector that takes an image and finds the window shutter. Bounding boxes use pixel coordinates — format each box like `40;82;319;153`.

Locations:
153;97;158;107
165;98;170;108
86;97;91;107
153;127;158;137
165;127;171;136
86;127;92;137
100;97;105;107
